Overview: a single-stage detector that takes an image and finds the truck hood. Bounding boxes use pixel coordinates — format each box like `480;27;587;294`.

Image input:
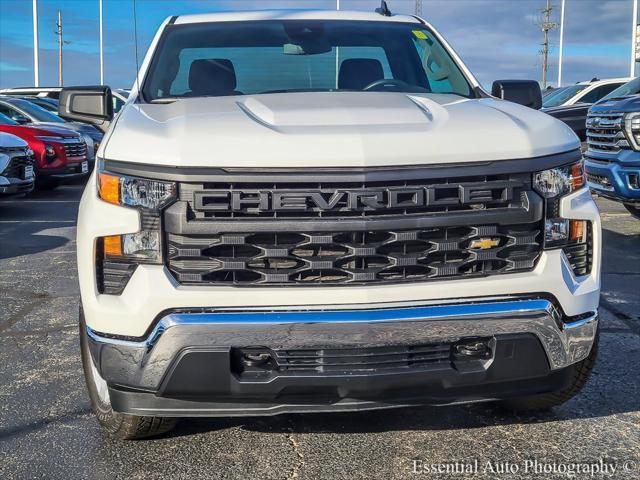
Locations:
104;92;579;168
36;122;91;136
590;95;640;114
4;124;81;140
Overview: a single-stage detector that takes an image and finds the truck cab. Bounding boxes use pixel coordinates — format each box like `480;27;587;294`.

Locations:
585;92;640;219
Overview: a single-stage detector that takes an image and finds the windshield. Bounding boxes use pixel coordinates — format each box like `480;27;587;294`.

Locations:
143;20;472;100
543;87;567;99
601;77;640;101
542;84;588;108
10;98;65;123
32;99;59;113
0;112;18;125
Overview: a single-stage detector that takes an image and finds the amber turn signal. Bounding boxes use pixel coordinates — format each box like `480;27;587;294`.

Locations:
570;163;586;191
98;172;120;205
569;220;586;243
103;235;123;257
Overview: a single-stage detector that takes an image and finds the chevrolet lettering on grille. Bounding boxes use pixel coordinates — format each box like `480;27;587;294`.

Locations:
193;184;516;213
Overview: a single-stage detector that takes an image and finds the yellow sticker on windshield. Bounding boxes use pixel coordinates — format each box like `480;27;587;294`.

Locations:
412;30;428;40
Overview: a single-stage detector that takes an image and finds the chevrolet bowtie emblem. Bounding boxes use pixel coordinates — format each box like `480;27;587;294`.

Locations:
469;238;500;250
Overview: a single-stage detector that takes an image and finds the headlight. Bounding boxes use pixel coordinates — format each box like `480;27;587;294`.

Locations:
624;112;640;150
533;161;585;198
534;160;591;273
103;230;161;263
44;145;56;158
97;170;176;211
95;166;177;294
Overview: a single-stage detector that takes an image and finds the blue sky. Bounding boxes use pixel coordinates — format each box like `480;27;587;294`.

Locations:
0;0;636;89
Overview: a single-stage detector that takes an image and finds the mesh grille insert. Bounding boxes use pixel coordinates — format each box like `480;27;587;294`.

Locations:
167;225;542;286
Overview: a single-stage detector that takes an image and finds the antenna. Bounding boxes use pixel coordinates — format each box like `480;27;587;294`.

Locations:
133;0;141;95
375;1;392;17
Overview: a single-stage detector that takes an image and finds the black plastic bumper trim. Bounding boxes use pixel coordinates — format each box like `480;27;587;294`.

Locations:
104;333;577;417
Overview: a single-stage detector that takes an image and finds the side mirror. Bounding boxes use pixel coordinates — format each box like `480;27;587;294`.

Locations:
59;86;114;131
491;80;542;110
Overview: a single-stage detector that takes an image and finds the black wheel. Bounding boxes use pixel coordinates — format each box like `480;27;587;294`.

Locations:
36;178;59;190
79;307;177;439
499;330;598;412
623;203;640;220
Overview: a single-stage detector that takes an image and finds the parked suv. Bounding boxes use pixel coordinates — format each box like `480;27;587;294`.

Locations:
0;132;35;196
0;96;102;166
542;77;631;109
62;10;601;439
0;113;88;189
585;91;640;219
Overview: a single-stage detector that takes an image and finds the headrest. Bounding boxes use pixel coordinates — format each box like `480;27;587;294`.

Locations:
188;59;237;96
338;58;384;90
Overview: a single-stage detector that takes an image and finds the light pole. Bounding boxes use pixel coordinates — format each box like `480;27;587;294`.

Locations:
557;0;565;87
57;11;63;86
632;0;638;77
55;10;71;87
335;0;340;88
32;0;39;87
99;0;104;85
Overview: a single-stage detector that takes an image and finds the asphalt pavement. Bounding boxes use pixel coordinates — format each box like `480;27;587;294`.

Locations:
0;185;639;480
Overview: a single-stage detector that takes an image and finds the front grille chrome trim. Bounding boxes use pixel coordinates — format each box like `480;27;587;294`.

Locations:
586;112;625;153
86;298;599;371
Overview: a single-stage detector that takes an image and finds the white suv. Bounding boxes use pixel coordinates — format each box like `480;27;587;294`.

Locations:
542;77;632;109
61;9;600;439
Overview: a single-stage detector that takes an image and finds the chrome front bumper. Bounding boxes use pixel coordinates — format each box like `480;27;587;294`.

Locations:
88;298;598;391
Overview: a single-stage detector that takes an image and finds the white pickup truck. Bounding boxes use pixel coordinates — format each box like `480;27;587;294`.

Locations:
60;8;600;439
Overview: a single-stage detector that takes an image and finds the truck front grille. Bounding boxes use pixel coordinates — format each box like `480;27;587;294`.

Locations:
164;169;543;286
586;113;627;153
167;225;541;285
1;153;32;178
179;174;526;220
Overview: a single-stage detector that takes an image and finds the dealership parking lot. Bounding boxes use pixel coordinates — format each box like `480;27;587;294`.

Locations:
0;185;639;479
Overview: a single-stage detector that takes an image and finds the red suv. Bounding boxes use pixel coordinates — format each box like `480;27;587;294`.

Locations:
0;112;88;189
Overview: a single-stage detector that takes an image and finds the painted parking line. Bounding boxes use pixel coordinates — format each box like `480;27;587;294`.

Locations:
0;220;76;224
0;200;79;204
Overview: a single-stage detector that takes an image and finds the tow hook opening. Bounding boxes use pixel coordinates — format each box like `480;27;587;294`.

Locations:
231;347;275;374
452;337;493;360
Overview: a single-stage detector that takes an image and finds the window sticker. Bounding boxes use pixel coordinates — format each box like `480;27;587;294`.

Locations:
412;30;428;40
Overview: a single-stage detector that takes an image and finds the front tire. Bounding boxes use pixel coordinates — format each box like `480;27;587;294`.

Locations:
499;329;598;412
79;307;177;439
623;203;640;220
